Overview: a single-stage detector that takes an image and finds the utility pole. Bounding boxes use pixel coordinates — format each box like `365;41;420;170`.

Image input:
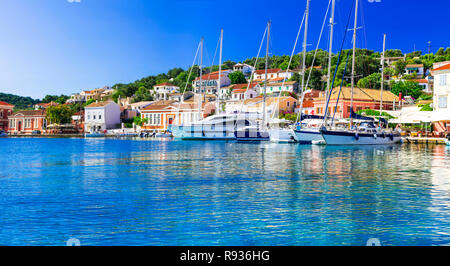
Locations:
428;41;431;54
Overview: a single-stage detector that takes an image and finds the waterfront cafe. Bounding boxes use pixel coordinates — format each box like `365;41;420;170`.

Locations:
388;106;433;137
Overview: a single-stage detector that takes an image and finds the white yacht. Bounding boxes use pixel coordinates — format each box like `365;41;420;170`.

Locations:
177;113;258;140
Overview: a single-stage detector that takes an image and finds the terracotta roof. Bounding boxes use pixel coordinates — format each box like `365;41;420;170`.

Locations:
267;81;297;86
155;82;177;87
432;63;450;72
0;101;14;106
414;79;429;83
12;109;46;116
194;73;227;81
255;68;282;75
316;87;398;102
406;64;423;68
231;82;260;90
85;100;116;108
141;100;177;111
232;89;249;93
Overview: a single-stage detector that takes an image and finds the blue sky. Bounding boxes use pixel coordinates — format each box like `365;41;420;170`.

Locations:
0;0;449;99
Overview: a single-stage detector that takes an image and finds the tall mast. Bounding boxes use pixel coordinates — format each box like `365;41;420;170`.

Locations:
216;29;223;116
198;37;204;121
299;0;310;116
262;20;270;128
326;0;336;101
380;33;386;126
350;0;359;126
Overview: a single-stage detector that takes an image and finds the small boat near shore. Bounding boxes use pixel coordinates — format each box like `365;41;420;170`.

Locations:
0;130;7;137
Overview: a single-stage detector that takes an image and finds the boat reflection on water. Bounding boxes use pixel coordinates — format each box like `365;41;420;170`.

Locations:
0;138;449;245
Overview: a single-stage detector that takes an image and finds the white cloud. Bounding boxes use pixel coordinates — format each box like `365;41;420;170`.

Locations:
67;0;81;3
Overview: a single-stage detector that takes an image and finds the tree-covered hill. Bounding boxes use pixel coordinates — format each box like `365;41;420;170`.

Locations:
0;92;40;110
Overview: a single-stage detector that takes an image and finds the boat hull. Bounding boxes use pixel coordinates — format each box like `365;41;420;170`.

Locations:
234;128;269;142
321;130;402;145
269;129;298;143
294;129;324;144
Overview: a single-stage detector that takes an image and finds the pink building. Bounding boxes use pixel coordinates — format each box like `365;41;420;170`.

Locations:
0;101;14;131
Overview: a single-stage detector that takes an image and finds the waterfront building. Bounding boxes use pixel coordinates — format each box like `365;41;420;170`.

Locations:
431;63;450;134
312;87;399;119
152;83;180;100
233;63;255;76
140;99;215;132
0;101;14;131
84;100;121;133
8;109;47;134
192;70;232;95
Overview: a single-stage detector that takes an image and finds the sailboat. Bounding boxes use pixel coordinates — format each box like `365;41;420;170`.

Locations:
320;0;401;145
174;31;260;140
293;0;335;144
234;21;272;142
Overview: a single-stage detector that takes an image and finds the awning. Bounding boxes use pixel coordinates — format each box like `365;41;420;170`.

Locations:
430;110;450;122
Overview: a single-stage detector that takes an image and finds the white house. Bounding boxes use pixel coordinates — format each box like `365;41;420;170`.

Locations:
192;70;232;95
405;64;425;77
231;88;258;101
233;63;255;76
153;83;180;100
431;63;450;134
265;81;298;96
84;100;121;133
253;68;294;81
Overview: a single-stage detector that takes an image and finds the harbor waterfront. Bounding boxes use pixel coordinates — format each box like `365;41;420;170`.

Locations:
0;137;449;246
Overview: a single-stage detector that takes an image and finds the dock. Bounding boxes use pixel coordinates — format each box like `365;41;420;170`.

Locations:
404;137;447;145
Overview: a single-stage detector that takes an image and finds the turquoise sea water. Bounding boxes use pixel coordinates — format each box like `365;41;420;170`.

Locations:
0;137;449;246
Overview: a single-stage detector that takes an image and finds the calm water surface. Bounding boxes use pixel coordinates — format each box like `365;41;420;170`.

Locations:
0;138;449;246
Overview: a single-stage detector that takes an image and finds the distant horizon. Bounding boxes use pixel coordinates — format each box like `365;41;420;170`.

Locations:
1;0;449;99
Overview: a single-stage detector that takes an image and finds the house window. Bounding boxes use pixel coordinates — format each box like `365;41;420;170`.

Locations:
93;115;96;120
99;114;102;120
287;102;290;107
439;74;447;86
9;119;15;128
0;111;3;118
34;118;39;128
438;96;447;108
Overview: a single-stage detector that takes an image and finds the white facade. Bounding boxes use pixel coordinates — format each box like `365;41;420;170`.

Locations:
153;83;180;100
231;89;258;100
233;63;255;76
254;69;294;81
84;101;121;132
431;66;450;124
433;69;450;111
193;74;231;94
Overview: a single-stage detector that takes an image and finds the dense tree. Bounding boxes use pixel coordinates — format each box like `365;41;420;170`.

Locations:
167;67;184;79
228;71;247;84
390;80;424;100
46;105;74;124
393;59;407;76
0;92;39;110
357;73;381;89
